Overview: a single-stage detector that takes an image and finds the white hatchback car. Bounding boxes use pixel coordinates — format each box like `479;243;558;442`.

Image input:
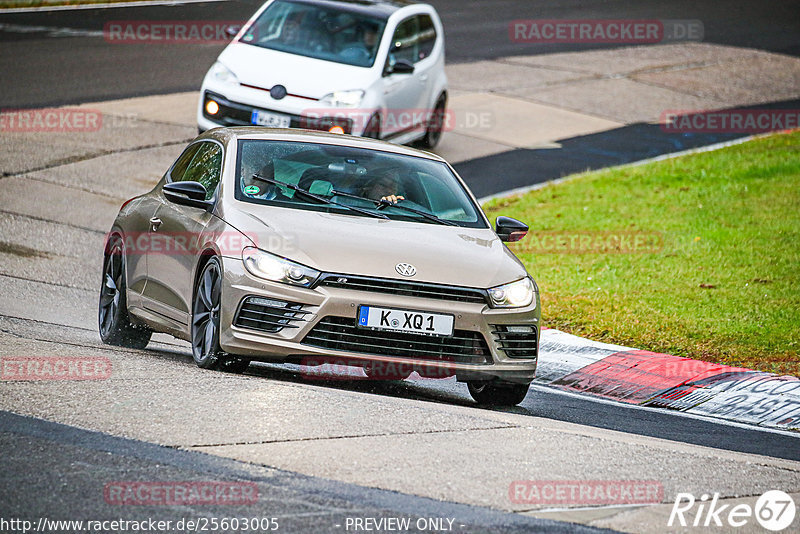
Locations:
198;0;448;148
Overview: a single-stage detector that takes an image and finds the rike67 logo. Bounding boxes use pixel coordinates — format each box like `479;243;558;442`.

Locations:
669;490;796;531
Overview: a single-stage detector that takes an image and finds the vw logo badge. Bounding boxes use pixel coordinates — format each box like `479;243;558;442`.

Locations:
395;263;416;277
270;85;287;100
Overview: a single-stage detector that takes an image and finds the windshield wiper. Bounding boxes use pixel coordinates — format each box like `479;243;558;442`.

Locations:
329;189;457;226
251;174;389;220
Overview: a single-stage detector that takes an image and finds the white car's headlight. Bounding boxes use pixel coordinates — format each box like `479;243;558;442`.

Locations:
488;277;535;308
209;62;239;85
320;90;365;108
242;247;319;287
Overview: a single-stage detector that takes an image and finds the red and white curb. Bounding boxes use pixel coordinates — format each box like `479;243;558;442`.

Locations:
538;328;800;431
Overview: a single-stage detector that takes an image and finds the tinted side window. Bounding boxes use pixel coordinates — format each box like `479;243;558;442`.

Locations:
390;17;419;65
181;142;223;201
169;144;202;182
417;15;436;61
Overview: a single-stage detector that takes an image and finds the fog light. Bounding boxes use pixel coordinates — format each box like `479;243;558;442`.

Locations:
505;325;534;333
205;100;220;115
328;125;344;134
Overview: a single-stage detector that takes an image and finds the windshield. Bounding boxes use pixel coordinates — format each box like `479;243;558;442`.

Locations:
235;140;488;228
239;0;387;68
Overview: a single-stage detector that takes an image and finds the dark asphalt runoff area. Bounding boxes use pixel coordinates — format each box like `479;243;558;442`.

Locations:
0;411;612;534
251;362;800;464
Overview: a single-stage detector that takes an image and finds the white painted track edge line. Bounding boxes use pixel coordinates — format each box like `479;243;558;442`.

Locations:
0;0;226;14
528;383;800;438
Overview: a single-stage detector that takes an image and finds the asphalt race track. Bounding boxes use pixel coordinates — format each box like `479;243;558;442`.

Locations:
1;0;799;107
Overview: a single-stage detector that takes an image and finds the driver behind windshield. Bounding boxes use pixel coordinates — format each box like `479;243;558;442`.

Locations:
360;168;405;204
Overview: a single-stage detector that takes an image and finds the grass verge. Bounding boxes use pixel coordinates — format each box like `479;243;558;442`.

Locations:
483;131;800;376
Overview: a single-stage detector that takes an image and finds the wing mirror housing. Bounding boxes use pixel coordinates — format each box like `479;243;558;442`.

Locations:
386;59;415;75
496;216;528;242
163;181;213;210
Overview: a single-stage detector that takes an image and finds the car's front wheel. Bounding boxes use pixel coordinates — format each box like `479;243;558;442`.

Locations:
363;113;381;139
467;380;530;406
192;258;224;369
191;257;250;373
417;95;447;149
98;238;152;349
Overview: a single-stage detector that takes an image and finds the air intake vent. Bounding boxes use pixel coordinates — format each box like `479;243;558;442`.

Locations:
492;325;538;359
233;296;308;333
302;316;492;365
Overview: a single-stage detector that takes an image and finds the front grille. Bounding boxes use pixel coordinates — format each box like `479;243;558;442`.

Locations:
302;316;492;365
202;91;353;133
492;325;538;359
315;273;488;304
233;296;309;333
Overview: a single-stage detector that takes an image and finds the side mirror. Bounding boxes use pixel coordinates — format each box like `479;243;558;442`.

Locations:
496;216;528;242
163;181;213;210
387;59;415;75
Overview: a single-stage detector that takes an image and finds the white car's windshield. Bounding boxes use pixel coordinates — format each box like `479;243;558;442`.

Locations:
235;140;488;228
239;0;387;68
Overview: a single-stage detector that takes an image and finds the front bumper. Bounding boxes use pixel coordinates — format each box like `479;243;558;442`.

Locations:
218;256;539;383
199;90;370;136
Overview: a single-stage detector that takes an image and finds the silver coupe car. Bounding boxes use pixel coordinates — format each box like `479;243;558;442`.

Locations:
99;127;539;406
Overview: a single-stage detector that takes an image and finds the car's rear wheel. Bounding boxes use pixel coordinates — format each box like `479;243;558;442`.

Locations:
98;238;152;349
467;380;530;406
417;95;446;149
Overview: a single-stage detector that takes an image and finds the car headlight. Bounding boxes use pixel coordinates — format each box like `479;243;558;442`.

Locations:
209;62;239;85
320;90;365;108
242;247;319;287
488;277;535;308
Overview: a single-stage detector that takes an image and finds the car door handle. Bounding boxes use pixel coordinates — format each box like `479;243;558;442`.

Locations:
149;217;162;230
419;74;428;82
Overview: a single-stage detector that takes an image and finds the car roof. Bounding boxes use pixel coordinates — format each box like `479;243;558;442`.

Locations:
199;126;447;162
278;0;420;19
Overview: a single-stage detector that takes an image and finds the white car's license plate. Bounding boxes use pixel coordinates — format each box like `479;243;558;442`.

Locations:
250;110;291;128
357;306;454;337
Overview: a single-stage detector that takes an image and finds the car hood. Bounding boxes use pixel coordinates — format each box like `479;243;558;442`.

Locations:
219;43;376;100
223;206;528;289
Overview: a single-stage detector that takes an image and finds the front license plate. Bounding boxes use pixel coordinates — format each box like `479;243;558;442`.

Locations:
357;306;454;337
250;109;291;128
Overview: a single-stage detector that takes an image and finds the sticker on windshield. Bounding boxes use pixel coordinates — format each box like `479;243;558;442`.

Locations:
244;185;260;195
